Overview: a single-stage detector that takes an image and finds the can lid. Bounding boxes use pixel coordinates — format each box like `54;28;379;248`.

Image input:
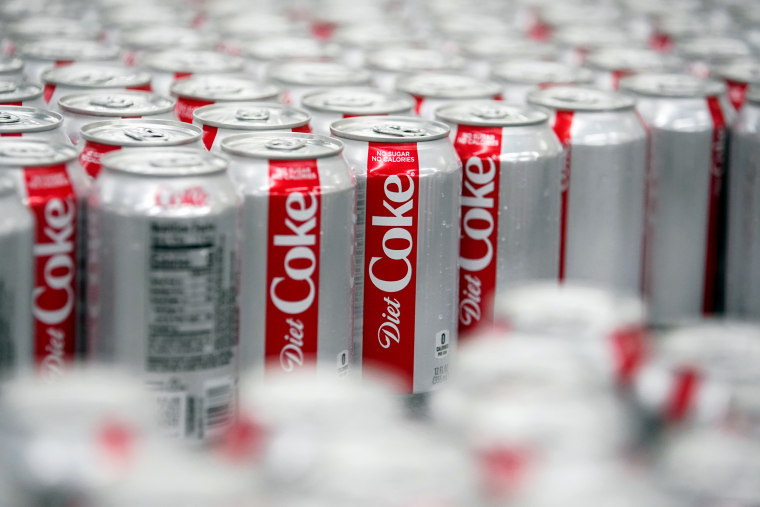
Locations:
435;100;548;127
42;63;151;89
0;106;62;133
586;48;683;73
0;81;42;102
619;73;726;98
101;3;195;30
367;48;465;74
541;3;621;26
655;16;711;39
241;36;339;62
396;73;502;100
218;13;301;39
267;61;371;87
58;91;175;117
6;16;102;41
0;57;23;75
221;132;342;160
330;116;450;143
528;86;635;111
462;36;556;62
18;39;119;63
102;148;227;177
120;25;219;52
678;36;752;62
715;60;760;86
170;75;280;102
81;119;202;147
438;14;515;41
333;23;421;50
554;25;641;49
492;60;594;85
0;139;76;167
301;87;415;115
193;102;310;130
142;49;244;75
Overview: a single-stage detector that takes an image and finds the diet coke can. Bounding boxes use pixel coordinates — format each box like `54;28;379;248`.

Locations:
0;106;69;144
395;73;502;120
79;119;203;179
2;16;102;57
677;36;752;79
460;36;556;79
119;25;220;67
553;25;645;66
620;73;733;325
586;48;683;90
266;61;371;106
88;148;239;442
0;139;87;375
241;36;339;81
333;23;423;69
491;60;595;104
301;87;416;136
367;48;466;93
170;75;281;124
141;50;245;97
527;86;647;294
193;102;311;151
58;91;176;145
714;60;760;111
435;101;563;337
0;81;44;107
18;39;120;84
220;132;355;376
330;116;461;395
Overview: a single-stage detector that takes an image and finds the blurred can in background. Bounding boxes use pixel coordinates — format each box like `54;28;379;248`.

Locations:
41;64;153;111
266;61;372;106
240;36;339;80
366;48;465;93
491;60;595;104
0;82;44;108
714;60;760;111
395;73;502;120
677;36;752;79
586;48;683;90
460;36;556;80
18;39;120;83
141;49;245;97
0;106;69;144
0;57;24;83
119;26;220;67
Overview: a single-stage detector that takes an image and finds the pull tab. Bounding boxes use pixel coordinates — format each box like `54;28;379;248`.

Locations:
471;106;511;120
198;83;243;95
265;138;307;151
0;83;17;94
150;153;203;168
551;89;602;105
76;71;115;86
656;76;701;95
89;96;135;109
372;124;424;137
324;95;375;108
124;127;167;142
235;108;270;121
0;112;20;124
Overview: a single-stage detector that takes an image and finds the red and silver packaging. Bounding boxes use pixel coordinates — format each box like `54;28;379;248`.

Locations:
170;75;281;124
620;74;733;325
586;48;683;91
395;73;502;120
726;88;760;318
301;87;416;136
18;39;120;84
527;87;647;294
461;36;557;79
533;3;623;41
333;23;423;69
266;61;372;106
220;133;355;377
41;64;152;112
677;36;752;79
240;36;339;81
99;4;198;45
0;57;24;83
79;119;203;179
330;116;461;395
0;139;87;375
216;13;304;56
119;25;219;67
0;106;69;144
1;16;102;57
366;48;466;93
491;60;594;104
435;13;518;52
714;60;760;111
0;82;44;108
0;174;33;378
88;148;239;442
193;102;311;151
553;25;645;66
141;50;245;97
58;91;176;145
435;101;563;338
648;16;721;53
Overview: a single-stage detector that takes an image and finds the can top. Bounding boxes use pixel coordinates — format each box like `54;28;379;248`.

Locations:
102;148;227;177
396;73;502;100
221;132;342;160
81;119;202;147
715;60;760;85
528;86;635;112
18;39;119;63
267;61;371;87
241;36;339;62
102;3;196;30
655;15;711;39
367;48;465;74
142;50;244;75
0;139;76;167
0;57;23;75
41;63;152;89
435;100;549;127
333;23;421;50
218;13;301;39
193;102;310;130
554;25;641;49
586;48;683;73
6;16;101;41
438;14;515;41
58;91;175;117
0;81;42;102
745;87;760;106
330;116;450;143
301;87;415;115
462;36;556;61
0;106;62;133
120;25;219;52
619;73;726;98
170;75;280;102
678;36;752;62
541;3;621;26
492;60;594;85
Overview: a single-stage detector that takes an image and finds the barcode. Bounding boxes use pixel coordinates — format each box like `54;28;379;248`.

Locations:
204;378;234;437
155;392;187;439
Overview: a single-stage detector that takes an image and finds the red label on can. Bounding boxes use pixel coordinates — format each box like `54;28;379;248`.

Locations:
648;32;672;53
362;143;420;392
291;124;312;133
411;94;424;115
174;97;214;124
702;96;726;314
0;101;22;106
552;110;574;281
726;79;748;111
265;158;322;373
609;326;648;384
201;125;218;150
174;72;193;81
23;164;78;373
127;83;152;92
610;70;633;91
43;83;56;104
123;50;138;67
55;60;73;67
665;367;700;423
79;141;121;179
0;133;21;137
453;125;502;338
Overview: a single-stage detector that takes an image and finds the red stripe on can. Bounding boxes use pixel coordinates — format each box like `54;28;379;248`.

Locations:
610;70;632;91
412;94;424;115
173;72;193;81
43;84;55;104
666;367;700;422
363;142;420;392
552;110;574;281
454;125;502;338
609;326;647;384
291;124;312;133
648;32;672;53
79;141;121;179
265;158;322;373
702;96;726;314
343;113;388;119
174;97;213;124
127;83;152;92
55;60;73;67
0;101;22;106
0;133;22;137
725;79;748;111
201;125;218;150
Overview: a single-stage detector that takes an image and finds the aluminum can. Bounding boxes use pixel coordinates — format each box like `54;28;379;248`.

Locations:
533;3;622;41
221;133;355;377
649;16;722;53
58;91;176;145
170;75;280;124
2;16;102;57
79;119;203;179
620;74;733;325
216;13;304;56
491;60;594;104
0;57;24;83
141;50;245;97
333;24;422;69
367;48;466;93
41;64;153;112
677;36;752;78
461;36;556;79
193;102;311;151
395;73;502;120
266;61;371;106
301;87;415;136
553;25;644;66
0;139;87;375
119;26;220;67
435;101;562;337
88;148;239;442
0;81;44;107
18;39;120;84
527;87;647;294
586;48;684;91
0;174;33;378
0;106;69;144
240;36;339;80
330;116;461;395
714;60;760;111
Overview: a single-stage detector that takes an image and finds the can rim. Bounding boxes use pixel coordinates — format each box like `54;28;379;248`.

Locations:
527;86;636;112
301;88;416;115
58;91;175;117
0;81;42;101
435;100;549;127
0;106;62;133
80;119;202;147
169;77;281;102
41;65;152;88
618;73;726;98
396;73;502;100
101;147;227;177
142;50;244;74
221;132;343;160
0;139;76;167
0;58;23;74
267;61;371;86
192;102;310;130
330;115;450;143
